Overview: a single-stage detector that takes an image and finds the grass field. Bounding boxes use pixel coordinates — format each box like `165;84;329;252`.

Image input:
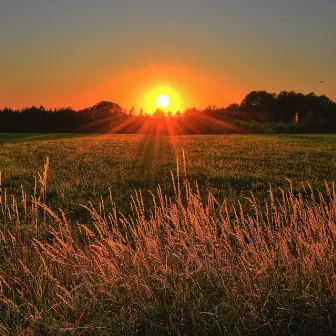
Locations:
1;133;336;335
0;133;335;219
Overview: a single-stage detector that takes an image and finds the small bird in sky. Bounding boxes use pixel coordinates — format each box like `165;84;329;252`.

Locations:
320;81;324;84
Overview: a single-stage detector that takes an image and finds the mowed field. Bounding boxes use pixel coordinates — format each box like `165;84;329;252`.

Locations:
0;133;335;219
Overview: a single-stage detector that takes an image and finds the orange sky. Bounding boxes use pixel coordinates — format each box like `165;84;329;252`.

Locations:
73;63;242;114
1;1;335;112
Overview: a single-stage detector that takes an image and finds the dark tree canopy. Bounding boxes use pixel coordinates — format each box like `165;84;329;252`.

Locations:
0;92;335;134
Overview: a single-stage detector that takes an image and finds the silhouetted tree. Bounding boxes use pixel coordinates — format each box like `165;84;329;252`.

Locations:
0;91;335;134
240;91;277;121
153;108;165;119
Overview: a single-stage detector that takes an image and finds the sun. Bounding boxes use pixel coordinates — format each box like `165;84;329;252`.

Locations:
156;94;170;108
143;85;182;114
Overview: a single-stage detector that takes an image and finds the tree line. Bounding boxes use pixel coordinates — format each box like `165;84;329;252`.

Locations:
0;91;335;134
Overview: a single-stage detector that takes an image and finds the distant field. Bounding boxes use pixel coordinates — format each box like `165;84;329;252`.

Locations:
0;133;335;219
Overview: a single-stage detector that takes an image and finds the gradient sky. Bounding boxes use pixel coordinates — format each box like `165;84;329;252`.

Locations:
0;0;335;112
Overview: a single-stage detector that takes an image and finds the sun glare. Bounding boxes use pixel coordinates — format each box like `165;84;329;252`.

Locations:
143;85;182;114
156;94;169;108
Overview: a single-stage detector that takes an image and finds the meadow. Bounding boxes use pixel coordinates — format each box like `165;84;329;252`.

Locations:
0;133;336;335
0;133;335;219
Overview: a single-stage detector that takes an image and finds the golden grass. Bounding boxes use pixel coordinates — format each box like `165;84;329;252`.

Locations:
0;159;335;335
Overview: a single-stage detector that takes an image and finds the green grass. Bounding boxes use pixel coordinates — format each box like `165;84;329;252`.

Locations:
0;133;335;219
1;133;336;335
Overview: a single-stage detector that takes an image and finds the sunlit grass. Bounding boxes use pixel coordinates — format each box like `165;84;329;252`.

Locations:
0;157;335;334
0;133;335;221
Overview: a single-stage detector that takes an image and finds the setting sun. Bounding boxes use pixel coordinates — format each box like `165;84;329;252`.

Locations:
156;94;170;108
143;84;183;114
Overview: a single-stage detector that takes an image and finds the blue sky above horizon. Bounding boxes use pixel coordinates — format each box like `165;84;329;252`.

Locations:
0;0;335;110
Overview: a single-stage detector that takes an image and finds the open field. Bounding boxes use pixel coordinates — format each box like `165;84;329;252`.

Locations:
0;133;335;219
1;133;336;335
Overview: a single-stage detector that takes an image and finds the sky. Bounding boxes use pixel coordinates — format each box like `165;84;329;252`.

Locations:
0;0;335;112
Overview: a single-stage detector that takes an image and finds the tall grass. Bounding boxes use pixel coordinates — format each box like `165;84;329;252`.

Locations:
0;159;335;335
